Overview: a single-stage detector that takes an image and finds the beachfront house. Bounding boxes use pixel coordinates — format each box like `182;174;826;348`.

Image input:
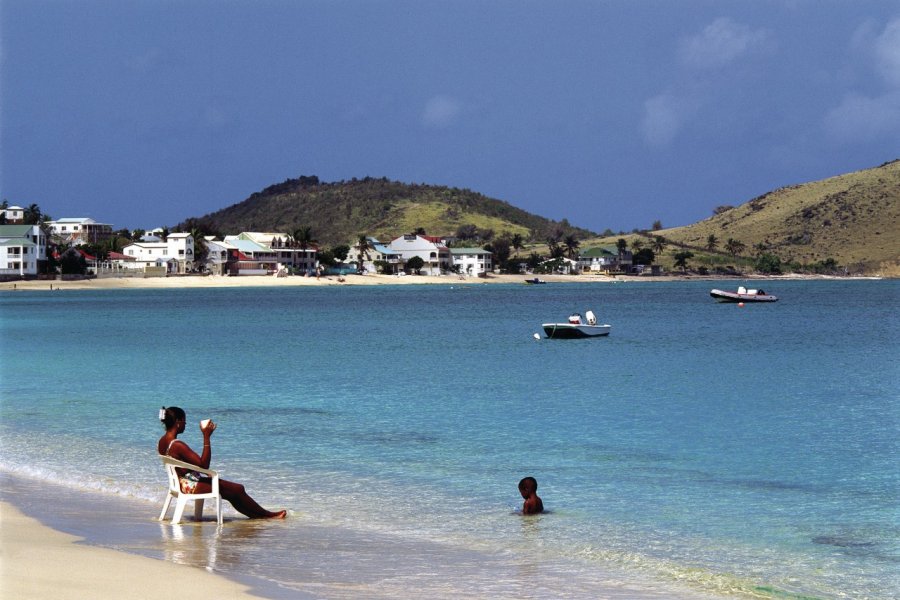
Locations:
199;237;235;275
122;232;195;274
388;234;452;276
450;247;493;277
222;232;318;275
345;237;402;274
579;246;633;274
46;217;114;246
0;224;48;277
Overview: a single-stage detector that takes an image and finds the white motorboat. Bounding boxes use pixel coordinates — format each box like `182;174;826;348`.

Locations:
542;310;611;339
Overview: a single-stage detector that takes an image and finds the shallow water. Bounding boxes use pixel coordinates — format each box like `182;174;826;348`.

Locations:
1;280;897;598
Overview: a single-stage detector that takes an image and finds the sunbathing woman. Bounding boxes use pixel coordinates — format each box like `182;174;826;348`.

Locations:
158;406;286;519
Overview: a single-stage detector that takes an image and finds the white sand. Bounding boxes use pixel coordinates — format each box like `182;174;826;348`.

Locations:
0;501;264;599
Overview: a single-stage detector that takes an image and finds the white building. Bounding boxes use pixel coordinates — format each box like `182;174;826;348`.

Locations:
388;234;451;275
1;205;25;223
450;248;493;277
0;224;48;276
345;237;402;274
122;232;195;274
223;232;317;275
46;218;114;246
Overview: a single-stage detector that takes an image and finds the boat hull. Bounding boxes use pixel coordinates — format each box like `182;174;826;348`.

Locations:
710;289;778;303
542;323;611;338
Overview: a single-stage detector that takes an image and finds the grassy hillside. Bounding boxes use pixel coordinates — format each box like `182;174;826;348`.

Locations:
580;160;900;276
183;176;594;247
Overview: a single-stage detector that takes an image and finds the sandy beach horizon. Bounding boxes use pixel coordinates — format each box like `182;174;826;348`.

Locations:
1;270;865;292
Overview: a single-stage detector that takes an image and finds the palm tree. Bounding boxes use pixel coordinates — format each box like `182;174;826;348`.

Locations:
616;238;628;256
23;203;42;225
189;227;208;272
546;229;563;259
563;234;580;260
673;250;694;272
706;234;719;252
651;236;668;254
290;226;314;251
354;234;372;274
630;238;644;253
511;233;523;257
725;238;745;258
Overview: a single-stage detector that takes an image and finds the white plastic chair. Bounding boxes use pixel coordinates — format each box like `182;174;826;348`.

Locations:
159;456;223;525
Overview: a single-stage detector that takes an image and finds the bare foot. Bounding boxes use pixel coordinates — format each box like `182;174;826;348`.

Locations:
269;510;287;519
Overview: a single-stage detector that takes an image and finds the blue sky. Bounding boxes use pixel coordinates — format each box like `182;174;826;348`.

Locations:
2;1;899;236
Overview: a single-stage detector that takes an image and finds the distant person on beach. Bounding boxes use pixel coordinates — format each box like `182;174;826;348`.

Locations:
157;406;286;519
518;476;544;515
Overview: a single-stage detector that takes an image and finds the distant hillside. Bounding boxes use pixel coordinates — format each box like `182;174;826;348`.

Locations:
582;160;899;276
181;176;595;247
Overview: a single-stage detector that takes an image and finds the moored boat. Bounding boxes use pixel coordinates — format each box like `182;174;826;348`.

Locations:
542;310;611;338
710;286;778;303
524;277;547;284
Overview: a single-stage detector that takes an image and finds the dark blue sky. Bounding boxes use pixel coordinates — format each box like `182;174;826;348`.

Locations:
2;1;899;235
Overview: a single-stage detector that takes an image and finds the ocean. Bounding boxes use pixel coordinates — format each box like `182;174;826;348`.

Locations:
1;279;897;599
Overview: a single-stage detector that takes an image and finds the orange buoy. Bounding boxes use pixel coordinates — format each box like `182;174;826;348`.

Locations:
738;302;745;307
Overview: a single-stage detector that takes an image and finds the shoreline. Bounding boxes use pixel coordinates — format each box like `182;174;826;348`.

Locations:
0;271;881;292
0;499;268;600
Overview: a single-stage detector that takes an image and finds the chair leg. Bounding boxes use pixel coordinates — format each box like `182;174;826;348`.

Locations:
215;496;222;525
194;499;205;522
159;495;173;521
172;498;189;524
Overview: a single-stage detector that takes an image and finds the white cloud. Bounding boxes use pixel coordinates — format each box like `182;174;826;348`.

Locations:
824;91;900;142
640;93;694;147
678;17;772;69
874;18;900;88
422;95;462;129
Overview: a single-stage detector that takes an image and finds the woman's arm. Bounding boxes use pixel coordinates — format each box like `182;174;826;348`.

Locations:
170;421;215;468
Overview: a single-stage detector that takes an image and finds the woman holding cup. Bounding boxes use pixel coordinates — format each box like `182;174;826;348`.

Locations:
158;406;286;519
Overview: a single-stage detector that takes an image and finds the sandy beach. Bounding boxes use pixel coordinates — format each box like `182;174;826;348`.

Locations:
0;271;855;292
0;501;264;600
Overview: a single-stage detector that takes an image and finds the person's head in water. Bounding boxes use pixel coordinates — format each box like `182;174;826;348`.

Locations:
518;476;544;515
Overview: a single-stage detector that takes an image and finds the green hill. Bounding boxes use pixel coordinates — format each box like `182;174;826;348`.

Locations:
181;176;595;247
580;160;900;276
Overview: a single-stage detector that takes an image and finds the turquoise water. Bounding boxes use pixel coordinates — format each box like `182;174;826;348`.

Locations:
1;280;897;598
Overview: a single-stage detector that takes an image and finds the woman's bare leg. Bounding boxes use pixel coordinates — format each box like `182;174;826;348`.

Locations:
200;479;286;519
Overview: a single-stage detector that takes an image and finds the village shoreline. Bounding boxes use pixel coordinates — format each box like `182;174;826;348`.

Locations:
0;271;880;292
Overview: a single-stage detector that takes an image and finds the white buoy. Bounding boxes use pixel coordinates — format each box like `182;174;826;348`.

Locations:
533;333;541;340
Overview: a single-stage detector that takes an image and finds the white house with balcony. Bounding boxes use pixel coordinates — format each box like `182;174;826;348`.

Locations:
388;234;451;275
345;237;402;274
122;232;195;274
450;247;493;277
0;224;48;276
223;232;317;274
46;217;113;246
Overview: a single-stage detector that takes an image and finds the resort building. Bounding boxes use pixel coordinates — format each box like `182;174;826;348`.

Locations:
122;232;195;274
578;246;633;274
222;232;318;275
0;224;48;277
388;234;452;276
450;247;493;277
46;218;114;246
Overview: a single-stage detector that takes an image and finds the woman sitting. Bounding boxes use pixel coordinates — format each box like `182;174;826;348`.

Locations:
158;406;286;519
